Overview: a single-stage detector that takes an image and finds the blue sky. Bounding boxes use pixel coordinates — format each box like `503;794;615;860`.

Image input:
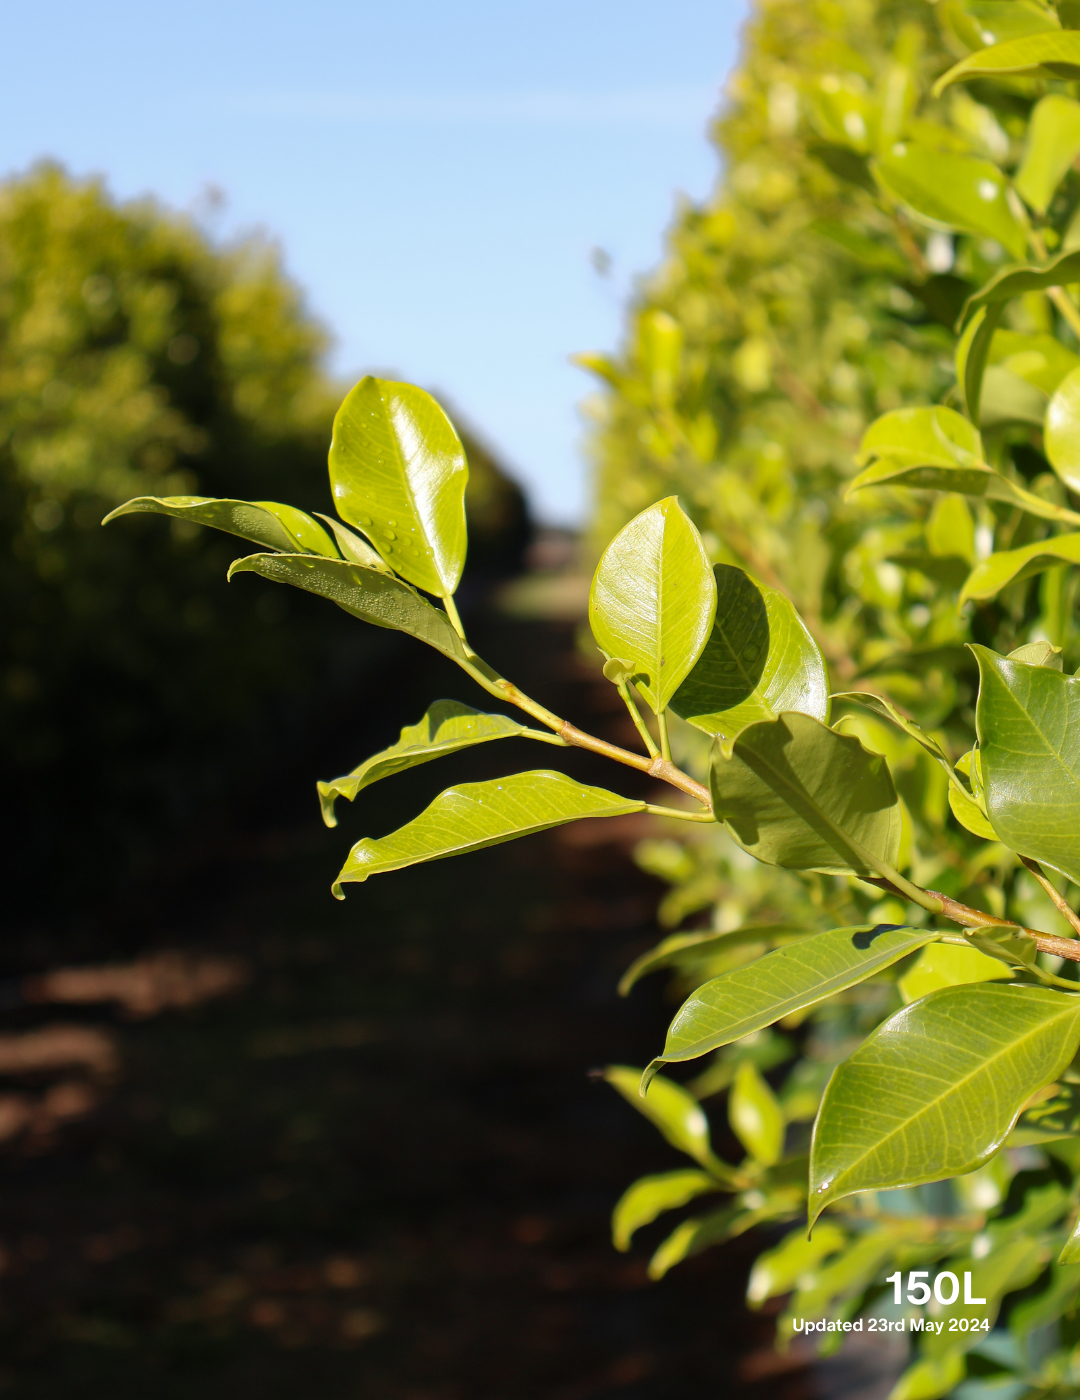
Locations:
2;1;747;524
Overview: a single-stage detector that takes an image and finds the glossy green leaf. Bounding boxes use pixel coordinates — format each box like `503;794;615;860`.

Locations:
960;249;1080;330
618;925;808;997
988;330;1080;397
961;534;1080;602
973;646;1080;884
872;144;1026;260
923;1235;1049;1358
963;1;1061;44
956;304;1003;423
589;497;716;713
935;31;1080;94
1046;366;1080;496
710;712;902;878
729;1061;785;1166
333;771;644;895
808;983;1080;1225
603;1065;729;1176
669;564;828;751
746;1223;846;1307
948;781;998;839
1016;95;1080;215
649;924;935;1079
103;495;340;557
831;692;960;790
328;376;469;597
897;941;1010;1003
611;1169;721;1251
228;554;470;663
313;512;392;571
850;407;1080;525
317;701;545;827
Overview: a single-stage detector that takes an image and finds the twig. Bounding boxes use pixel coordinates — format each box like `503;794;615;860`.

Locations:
1020;856;1080;938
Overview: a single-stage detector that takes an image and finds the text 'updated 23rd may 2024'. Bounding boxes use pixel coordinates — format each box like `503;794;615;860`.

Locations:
791;1270;991;1336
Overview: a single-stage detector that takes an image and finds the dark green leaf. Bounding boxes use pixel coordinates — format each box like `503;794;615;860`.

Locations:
973;645;1080;883
935;31;1080;95
103;495;340;557
328;376;469;597
333;771;644;895
808;983;1080;1224
589;497;716;713
961;534;1080;602
228;554;469;662
669;565;828;750
611;1169;721;1251
648;924;935;1080
710;712;902;878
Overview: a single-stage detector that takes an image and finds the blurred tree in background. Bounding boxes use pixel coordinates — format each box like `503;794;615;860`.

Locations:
1;165;527;917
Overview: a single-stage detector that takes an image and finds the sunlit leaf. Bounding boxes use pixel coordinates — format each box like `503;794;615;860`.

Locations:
710;712;902;878
987;329;1080;397
922;1235;1049;1358
948;781;998;838
872;143;1026;260
333;771;644;895
1046;366;1080;496
648;924;934;1080
313;512;392;571
808;983;1080;1225
103;495;340;557
897;941;1011;1004
328;376;469;596
1010;1083;1080;1148
746;1222;846;1307
611;1169;721;1251
647;1188;803;1280
778;1233;902;1339
1016;95;1080;214
961;534;1080;603
618;925;808;997
589;497;716;713
603;1066;731;1177
973;646;1080;884
228;554;470;662
317;701;543;827
669;565;828;751
935;31;1080;95
887;1352;965;1400
960;249;1080;329
729;1060;785;1166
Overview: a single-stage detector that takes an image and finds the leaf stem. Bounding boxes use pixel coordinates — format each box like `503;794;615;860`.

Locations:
658;709;672;762
1020;856;1080;937
617;680;660;757
644;804;717;823
442;591;467;641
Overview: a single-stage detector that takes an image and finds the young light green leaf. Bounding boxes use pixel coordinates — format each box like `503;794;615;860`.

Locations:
1046;366;1080;496
1009;640;1064;669
313;512;392;571
808;983;1080;1225
588;497;716;713
922;1235;1049;1359
746;1223;846;1307
956;304;1003;423
618;925;809;997
669;565;828;751
103;495;340;557
965;924;1041;977
611;1169;721;1251
988;330;1080;398
887;1354;965;1400
228;554;470;663
897;941;1011;1004
935;31;1080;96
948;782;998;839
648;924;935;1079
973;645;1080;884
647;1187;803;1281
872;144;1026;260
603;1066;729;1176
1015;95;1080;215
961;534;1080;603
710;712;902;878
333;771;644;895
328;376;469;597
317;701;547;827
729;1061;784;1166
778;1233;902;1339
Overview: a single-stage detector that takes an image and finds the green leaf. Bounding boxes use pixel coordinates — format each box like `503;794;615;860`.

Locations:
872;144;1026;260
956;304;1004;423
949;782;999;839
647;1189;802;1280
897;941;1012;1003
922;1235;1049;1358
987;329;1080;397
589;497;716;713
333;771;644;895
961;534;1080;602
729;1060;785;1166
1016;95;1080;215
745;1222;846;1307
603;1065;730;1177
887;1353;965;1400
960;249;1080;330
317;701;545;827
103;495;340;557
611;1169;721;1251
328;376;469;597
618;925;809;997
669;565;828;751
1010;1260;1080;1334
228;554;470;663
778;1232;902;1338
649;924;936;1078
831;692;960;787
1010;1082;1080;1147
1060;1213;1080;1264
1046;365;1080;496
935;31;1080;95
850;407;1080;525
1008;639;1064;669
965;923;1041;976
973;645;1080;883
808;983;1080;1225
313;512;392;571
710;712;902;878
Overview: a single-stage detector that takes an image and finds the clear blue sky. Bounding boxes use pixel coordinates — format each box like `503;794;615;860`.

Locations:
2;1;748;524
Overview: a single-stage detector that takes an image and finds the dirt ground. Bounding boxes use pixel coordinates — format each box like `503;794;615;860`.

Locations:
0;605;903;1398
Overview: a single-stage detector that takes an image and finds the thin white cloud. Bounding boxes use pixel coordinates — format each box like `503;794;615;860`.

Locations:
209;87;717;128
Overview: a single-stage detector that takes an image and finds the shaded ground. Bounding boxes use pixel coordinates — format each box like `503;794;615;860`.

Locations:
0;605;900;1398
